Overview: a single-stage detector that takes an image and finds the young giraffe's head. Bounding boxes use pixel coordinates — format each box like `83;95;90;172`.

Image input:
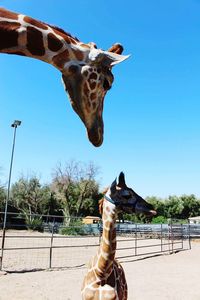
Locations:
101;172;157;217
62;43;129;147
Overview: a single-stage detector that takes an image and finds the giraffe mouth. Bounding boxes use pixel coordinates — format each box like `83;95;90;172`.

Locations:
87;124;103;147
135;204;157;216
134;197;157;216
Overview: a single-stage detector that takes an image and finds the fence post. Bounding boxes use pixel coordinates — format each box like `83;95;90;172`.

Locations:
170;221;174;253
181;223;184;250
49;218;55;269
98;221;102;245
167;221;171;254
160;223;163;252
134;223;137;256
188;220;191;250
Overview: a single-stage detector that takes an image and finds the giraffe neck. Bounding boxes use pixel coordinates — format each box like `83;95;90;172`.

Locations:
95;196;117;279
0;7;90;72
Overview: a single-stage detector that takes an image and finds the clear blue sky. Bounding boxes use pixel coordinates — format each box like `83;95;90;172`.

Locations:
1;0;200;198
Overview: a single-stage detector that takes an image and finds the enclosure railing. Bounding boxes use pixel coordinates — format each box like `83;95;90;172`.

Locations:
0;212;193;272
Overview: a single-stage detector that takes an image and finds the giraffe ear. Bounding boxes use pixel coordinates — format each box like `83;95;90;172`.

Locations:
107;43;124;55
118;172;126;187
89;48;130;67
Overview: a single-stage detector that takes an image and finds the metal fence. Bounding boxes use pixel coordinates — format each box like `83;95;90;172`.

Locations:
0;212;193;272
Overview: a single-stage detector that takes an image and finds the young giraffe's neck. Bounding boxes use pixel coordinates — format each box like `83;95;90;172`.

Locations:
95;196;117;279
0;7;90;72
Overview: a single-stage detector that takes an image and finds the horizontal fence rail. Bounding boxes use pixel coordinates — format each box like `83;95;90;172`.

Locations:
0;212;194;272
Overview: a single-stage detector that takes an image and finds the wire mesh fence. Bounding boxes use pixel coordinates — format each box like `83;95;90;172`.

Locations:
0;212;192;272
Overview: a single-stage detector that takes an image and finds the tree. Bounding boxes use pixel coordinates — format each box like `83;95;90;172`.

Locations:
10;175;54;228
0;185;6;211
0;167;6;212
51;160;100;223
165;196;184;219
0;185;6;223
146;196;166;217
180;194;200;219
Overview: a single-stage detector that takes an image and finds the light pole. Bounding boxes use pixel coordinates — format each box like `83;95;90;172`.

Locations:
0;120;21;270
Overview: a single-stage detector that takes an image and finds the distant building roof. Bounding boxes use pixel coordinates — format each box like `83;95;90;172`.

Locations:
83;216;101;220
188;216;200;220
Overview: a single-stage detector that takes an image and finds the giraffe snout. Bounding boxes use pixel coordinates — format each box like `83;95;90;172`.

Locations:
87;123;103;147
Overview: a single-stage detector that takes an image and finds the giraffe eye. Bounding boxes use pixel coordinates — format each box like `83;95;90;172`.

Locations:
103;78;111;90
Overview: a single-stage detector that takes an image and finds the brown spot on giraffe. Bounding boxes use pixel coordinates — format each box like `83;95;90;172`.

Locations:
89;81;96;90
0;8;18;20
23;16;48;30
47;33;63;52
82;70;89;77
52;28;78;45
0;21;20;50
102;242;112;255
89;73;98;80
90;93;96;101
52;49;70;69
72;48;84;61
103;229;115;243
27;26;45;56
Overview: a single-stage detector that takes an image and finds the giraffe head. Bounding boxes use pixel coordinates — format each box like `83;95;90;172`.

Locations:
105;172;157;216
62;44;129;147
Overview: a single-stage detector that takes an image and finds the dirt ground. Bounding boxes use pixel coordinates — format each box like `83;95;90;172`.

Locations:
0;239;199;299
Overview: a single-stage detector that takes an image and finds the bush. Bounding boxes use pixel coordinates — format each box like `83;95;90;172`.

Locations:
24;215;43;231
151;216;168;224
59;219;85;236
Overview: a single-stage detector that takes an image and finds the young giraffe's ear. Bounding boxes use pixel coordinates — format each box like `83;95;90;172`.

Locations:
118;172;126;188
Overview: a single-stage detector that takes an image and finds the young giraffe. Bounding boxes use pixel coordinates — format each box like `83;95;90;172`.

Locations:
0;7;129;147
81;172;156;300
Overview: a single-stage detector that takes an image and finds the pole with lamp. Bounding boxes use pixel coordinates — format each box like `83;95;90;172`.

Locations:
0;120;21;270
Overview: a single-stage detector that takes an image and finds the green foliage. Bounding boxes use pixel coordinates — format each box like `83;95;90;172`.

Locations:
24;214;43;231
180;194;200;218
0;185;6;211
146;196;166;216
147;195;200;222
5;161;200;225
0;185;6;222
165;196;184;218
151;216;168;224
16;210;43;231
122;213;148;224
10;176;55;216
60;219;85;236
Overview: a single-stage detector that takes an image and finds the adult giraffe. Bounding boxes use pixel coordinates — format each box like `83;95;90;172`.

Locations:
82;172;157;299
0;7;129;146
